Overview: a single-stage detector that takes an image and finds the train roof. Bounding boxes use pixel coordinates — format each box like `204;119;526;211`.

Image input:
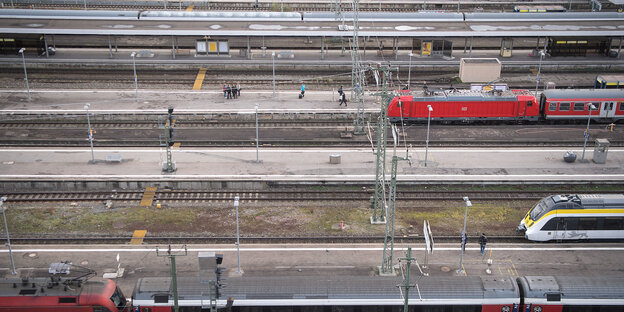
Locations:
518;276;624;302
551;194;624;208
0;277;109;297
133;275;520;305
541;89;624;100
410;89;519;102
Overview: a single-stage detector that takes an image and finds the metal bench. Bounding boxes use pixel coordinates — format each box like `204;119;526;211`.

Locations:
106;154;123;163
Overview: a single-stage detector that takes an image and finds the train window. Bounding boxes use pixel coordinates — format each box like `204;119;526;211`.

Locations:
619;102;624;111
573;102;585;111
603;217;624;230
154;294;169;303
527;101;533;107
541;218;560;231
548;102;557;111
559;102;571;111
577;218;598;230
58;297;77;303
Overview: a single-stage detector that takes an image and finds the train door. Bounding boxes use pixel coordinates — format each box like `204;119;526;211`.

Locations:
553;216;567;242
599;101;616;118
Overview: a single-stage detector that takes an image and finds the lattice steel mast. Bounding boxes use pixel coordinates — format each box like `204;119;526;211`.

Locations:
380;125;409;275
371;66;392;224
351;0;366;134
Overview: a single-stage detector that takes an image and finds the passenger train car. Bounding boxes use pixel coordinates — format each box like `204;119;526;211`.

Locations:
388;88;624;123
0;276;129;312
517;276;624;312
132;275;624;312
518;194;624;242
133;275;522;312
540;89;624;122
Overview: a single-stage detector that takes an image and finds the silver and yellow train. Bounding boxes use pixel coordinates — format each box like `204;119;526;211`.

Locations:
518;194;624;242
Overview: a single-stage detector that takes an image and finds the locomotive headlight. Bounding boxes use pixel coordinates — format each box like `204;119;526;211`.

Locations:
501;306;511;312
533;306;542;312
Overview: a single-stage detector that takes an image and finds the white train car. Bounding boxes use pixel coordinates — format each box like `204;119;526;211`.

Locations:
518;194;624;242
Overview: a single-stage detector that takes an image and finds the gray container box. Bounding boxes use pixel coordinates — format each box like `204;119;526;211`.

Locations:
593;139;610;164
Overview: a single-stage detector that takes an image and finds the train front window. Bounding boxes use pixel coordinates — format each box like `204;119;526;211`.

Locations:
110;287;127;311
529;198;555;221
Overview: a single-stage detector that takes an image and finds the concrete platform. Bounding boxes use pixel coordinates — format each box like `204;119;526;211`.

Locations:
0;147;622;188
3;243;624;298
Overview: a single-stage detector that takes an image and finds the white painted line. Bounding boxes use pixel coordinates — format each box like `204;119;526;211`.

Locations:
1;174;623;179
3;247;624;253
0;148;622;153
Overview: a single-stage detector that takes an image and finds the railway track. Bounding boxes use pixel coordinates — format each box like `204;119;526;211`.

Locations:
3;0;600;12
3;189;621;203
5;234;528;245
1;138;622;147
0;119;354;129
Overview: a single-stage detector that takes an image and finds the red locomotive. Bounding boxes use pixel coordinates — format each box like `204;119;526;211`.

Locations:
388;87;624;123
0;263;128;312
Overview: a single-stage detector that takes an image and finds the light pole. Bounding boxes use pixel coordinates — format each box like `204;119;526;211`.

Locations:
457;196;471;274
581;103;596;162
234;196;241;274
271;51;276;97
131;52;138;102
84;103;95;164
534;50;545;98
255;104;260;163
424;105;433;167
0;197;16;275
407;52;413;90
18;48;30;101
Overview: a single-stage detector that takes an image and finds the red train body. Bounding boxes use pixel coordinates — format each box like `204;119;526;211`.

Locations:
388;88;624;123
540;89;624;121
388;88;540;123
0;277;128;312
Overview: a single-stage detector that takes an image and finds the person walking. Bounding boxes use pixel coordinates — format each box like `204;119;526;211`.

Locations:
338;85;343;97
232;85;238;99
479;233;488;255
226;85;232;99
300;83;305;98
339;92;347;107
223;84;227;98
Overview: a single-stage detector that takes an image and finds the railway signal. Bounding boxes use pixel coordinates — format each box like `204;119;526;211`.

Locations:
160;107;176;172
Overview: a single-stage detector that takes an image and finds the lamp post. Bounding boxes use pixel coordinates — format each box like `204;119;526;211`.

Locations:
0;197;16;275
581;103;596;162
271;51;276;97
234;196;241;274
407;52;413;90
18;48;30;101
457;196;471;274
131;52;138;102
534;50;545;98
255;104;260;163
84;103;95;164
424;105;433;167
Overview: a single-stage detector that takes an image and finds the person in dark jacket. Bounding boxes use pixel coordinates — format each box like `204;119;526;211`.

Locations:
339;92;347;107
479;233;488;255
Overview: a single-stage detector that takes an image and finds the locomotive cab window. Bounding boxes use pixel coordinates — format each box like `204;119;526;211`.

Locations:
527;101;533;107
573;102;585;111
619;102;624;111
559;102;571;111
